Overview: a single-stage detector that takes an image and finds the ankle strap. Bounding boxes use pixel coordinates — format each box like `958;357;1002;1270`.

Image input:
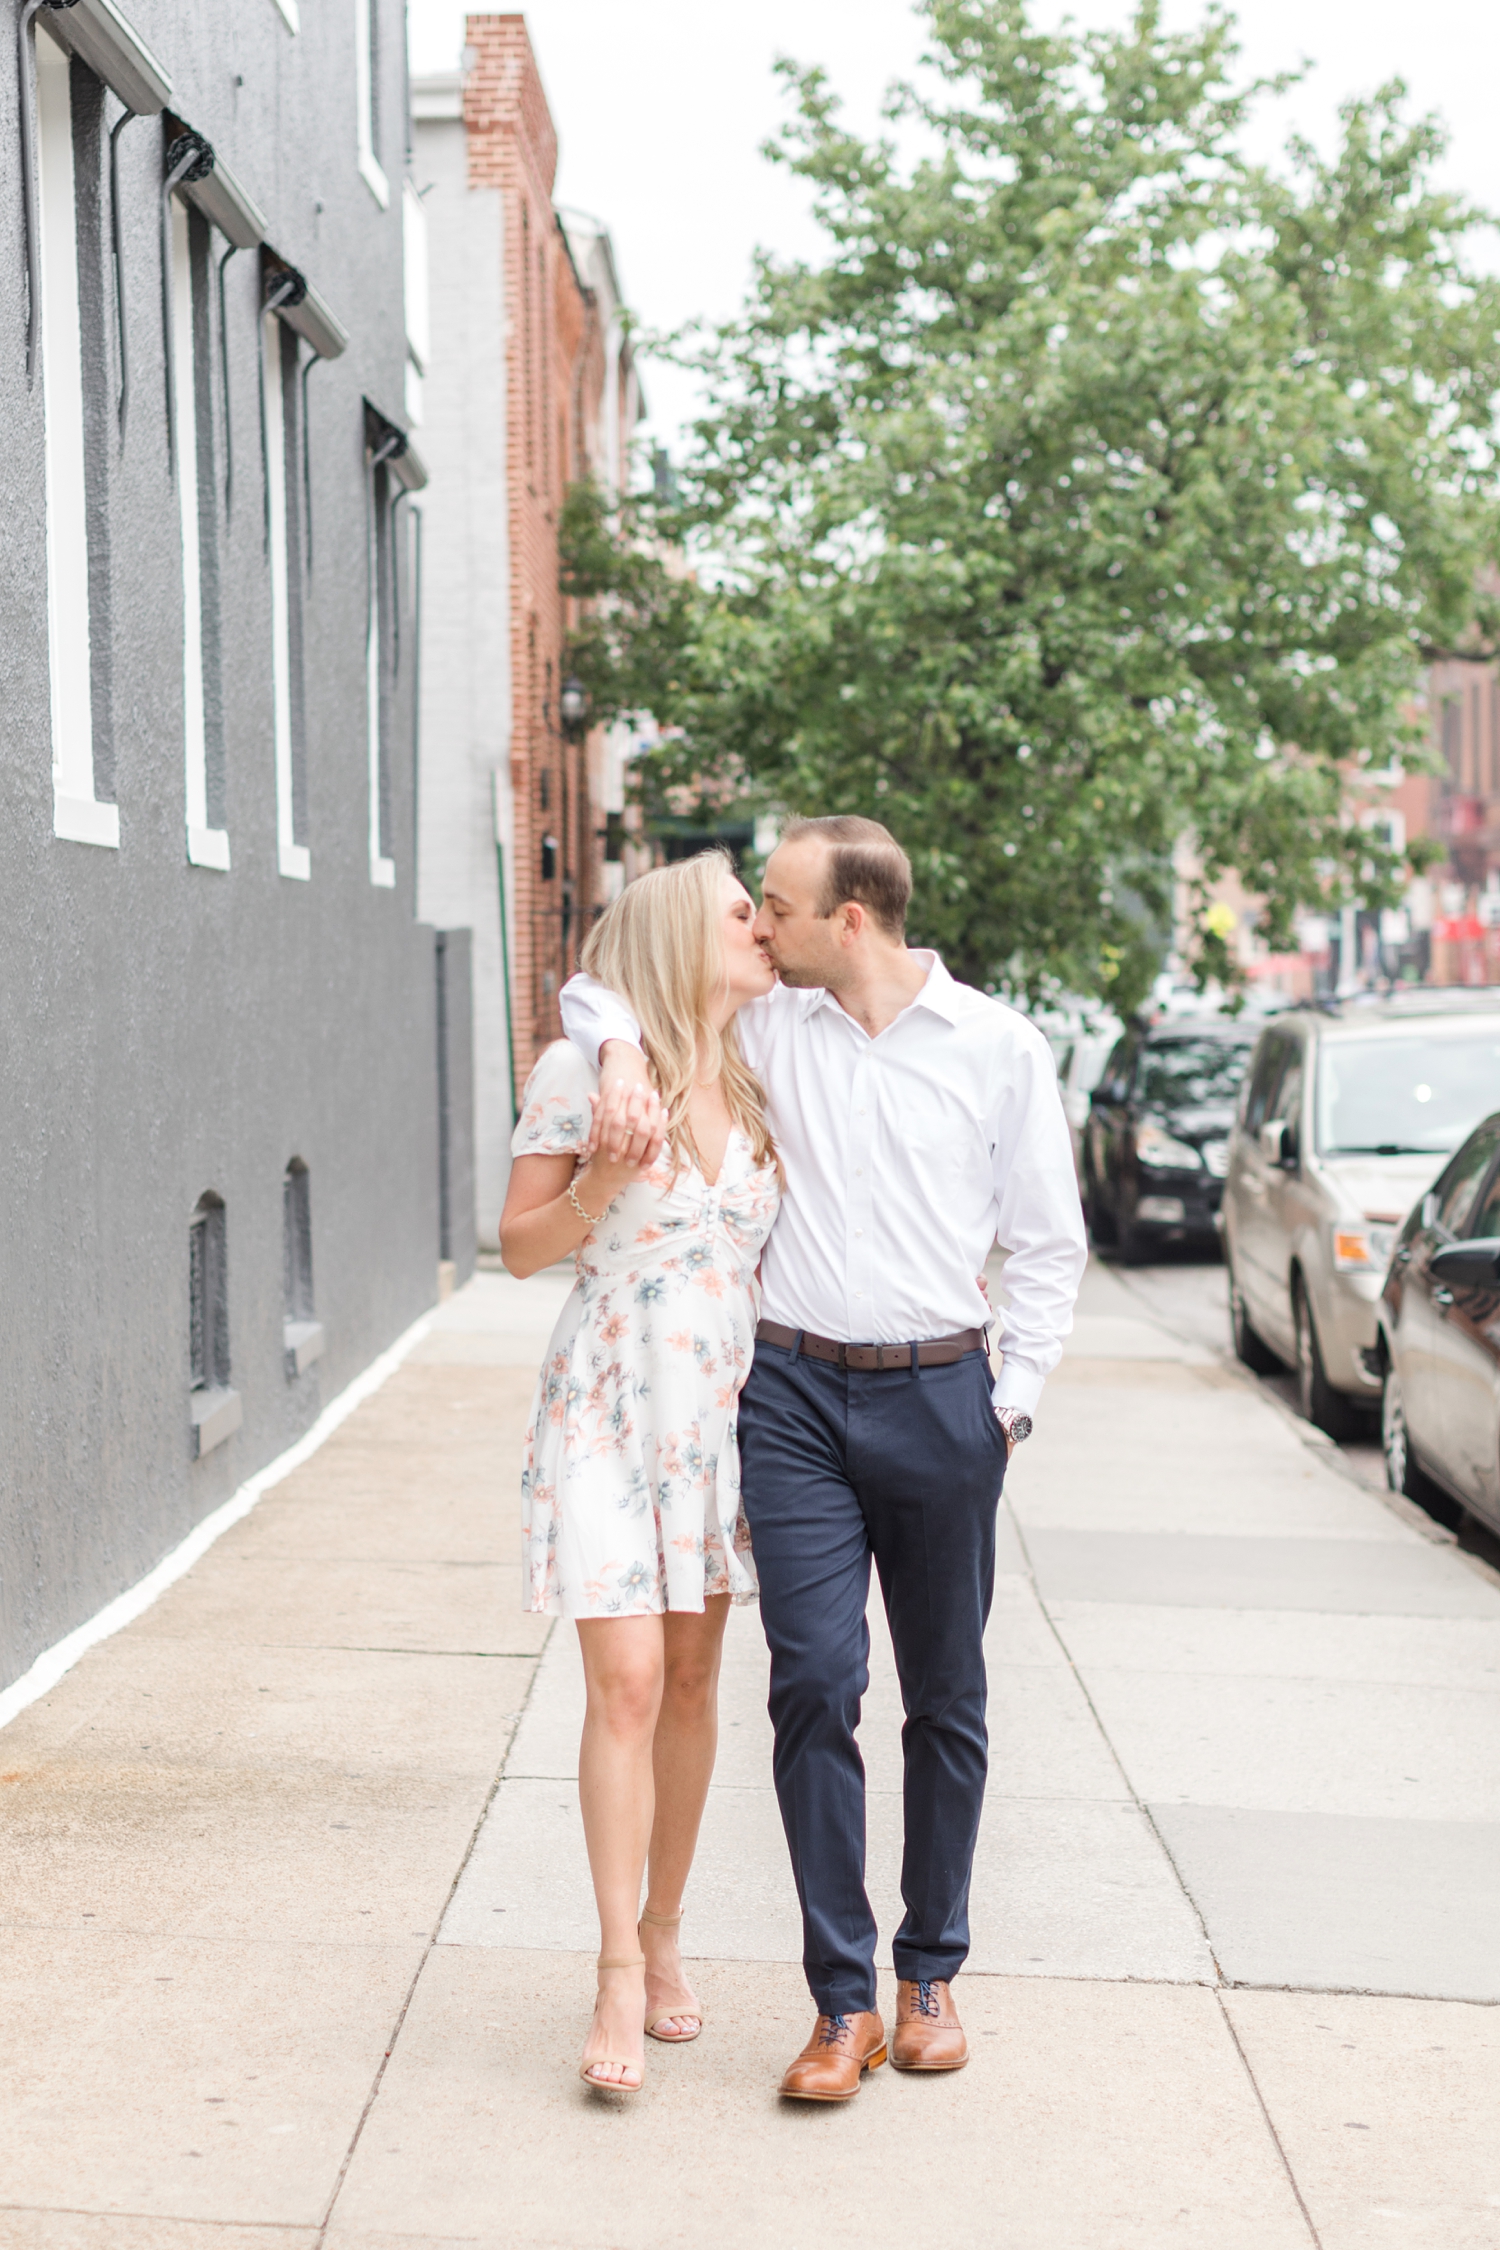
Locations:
598;1953;646;1971
639;1908;683;1928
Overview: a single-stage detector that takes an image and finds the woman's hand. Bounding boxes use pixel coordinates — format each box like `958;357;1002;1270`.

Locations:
588;1041;666;1167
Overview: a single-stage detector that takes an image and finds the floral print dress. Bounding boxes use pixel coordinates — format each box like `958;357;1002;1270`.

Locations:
513;1041;780;1618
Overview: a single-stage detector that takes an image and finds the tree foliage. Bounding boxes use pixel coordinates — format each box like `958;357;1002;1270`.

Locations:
564;0;1500;1007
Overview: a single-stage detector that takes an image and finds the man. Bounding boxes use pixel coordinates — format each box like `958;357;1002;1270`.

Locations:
562;816;1086;2099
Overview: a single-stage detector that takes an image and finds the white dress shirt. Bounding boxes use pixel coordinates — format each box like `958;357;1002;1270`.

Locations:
558;952;1087;1416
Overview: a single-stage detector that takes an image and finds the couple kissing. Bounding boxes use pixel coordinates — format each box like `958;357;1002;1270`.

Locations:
499;815;1086;2099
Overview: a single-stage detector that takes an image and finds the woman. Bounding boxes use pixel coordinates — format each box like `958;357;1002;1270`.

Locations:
500;851;779;2094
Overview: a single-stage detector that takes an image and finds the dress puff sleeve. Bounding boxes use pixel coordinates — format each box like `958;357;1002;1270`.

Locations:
511;1040;599;1160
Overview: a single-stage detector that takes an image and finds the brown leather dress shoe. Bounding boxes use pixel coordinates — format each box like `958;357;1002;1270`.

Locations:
891;1978;968;2071
778;2010;888;2101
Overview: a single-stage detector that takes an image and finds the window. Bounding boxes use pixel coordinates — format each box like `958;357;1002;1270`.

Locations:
170;190;230;868
402;179;428;426
1431;1125;1500;1239
261;293;310;878
354;0;388;207
35;25;117;849
365;452;396;885
1242;1035;1290;1134
189;1194;229;1391
188;1192;241;1455
1318;1034;1500;1161
282;1159;325;1376
1465;1156;1500;1245
1096;1035;1134;1105
1272;1056;1303;1164
1137;1037;1253;1112
283;1160;313;1320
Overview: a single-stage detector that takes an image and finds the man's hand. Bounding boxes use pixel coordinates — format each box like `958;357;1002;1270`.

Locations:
587;1039;667;1168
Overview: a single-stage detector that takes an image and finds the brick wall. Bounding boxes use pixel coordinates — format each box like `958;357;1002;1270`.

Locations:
463;13;602;1085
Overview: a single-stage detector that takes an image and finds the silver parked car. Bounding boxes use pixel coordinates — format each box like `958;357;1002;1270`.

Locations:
1221;995;1500;1437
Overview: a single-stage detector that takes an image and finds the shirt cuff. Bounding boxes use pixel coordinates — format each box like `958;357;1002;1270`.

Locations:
991;1362;1045;1416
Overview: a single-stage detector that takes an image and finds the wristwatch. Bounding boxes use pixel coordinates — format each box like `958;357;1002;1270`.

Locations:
996;1407;1033;1447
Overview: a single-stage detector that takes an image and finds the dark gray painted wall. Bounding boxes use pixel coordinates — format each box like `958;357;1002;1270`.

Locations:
0;0;446;1690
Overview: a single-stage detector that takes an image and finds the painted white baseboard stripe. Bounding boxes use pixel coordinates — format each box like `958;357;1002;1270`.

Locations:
0;1307;435;1734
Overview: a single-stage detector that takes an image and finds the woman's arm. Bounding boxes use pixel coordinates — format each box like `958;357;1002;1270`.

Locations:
499;1147;643;1280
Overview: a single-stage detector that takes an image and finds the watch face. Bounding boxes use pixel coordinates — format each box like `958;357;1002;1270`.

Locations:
1004;1413;1033;1444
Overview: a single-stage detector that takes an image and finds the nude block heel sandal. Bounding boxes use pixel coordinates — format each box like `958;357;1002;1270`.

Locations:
578;1953;646;2092
639;1908;704;2044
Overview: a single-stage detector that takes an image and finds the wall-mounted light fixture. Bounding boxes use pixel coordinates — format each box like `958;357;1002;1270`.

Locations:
264;250;347;361
559;676;590;736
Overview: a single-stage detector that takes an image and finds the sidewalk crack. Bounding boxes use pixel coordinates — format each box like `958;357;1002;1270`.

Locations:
1215;1991;1324;2247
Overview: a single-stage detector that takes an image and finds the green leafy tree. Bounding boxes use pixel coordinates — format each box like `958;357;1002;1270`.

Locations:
565;0;1500;1007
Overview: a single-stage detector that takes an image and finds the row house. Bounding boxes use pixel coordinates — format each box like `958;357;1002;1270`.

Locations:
412;12;642;1251
0;0;468;1697
1189;661;1500;1003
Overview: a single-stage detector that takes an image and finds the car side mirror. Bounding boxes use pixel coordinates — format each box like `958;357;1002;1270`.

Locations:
1430;1239;1500;1289
1258;1120;1287;1164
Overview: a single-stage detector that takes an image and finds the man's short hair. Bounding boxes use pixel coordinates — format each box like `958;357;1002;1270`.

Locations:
780;815;912;939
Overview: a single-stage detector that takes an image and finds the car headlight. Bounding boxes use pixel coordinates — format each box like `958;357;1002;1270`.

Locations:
1201;1139;1230;1178
1332;1220;1398;1275
1136;1123;1203;1171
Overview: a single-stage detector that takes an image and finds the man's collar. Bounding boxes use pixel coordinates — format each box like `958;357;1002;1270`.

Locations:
909;950;964;1023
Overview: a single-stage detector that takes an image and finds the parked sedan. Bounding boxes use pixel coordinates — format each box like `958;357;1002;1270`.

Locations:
1376;1112;1500;1537
1222;996;1500;1438
1083;1019;1256;1259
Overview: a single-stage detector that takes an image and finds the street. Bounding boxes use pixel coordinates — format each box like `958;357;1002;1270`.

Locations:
1;1254;1498;2247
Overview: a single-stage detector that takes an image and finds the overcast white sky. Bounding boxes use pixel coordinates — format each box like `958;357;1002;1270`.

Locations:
408;1;1500;457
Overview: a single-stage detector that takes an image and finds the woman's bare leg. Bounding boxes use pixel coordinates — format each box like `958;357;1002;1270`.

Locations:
641;1595;730;2034
576;1614;664;2087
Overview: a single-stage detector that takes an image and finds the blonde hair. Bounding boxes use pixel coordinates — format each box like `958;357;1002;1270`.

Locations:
580;850;776;1177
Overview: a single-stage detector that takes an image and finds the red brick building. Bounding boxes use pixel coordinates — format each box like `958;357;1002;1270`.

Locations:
461;13;637;1075
413;15;641;1243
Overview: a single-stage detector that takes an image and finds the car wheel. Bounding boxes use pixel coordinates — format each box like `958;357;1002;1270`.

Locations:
1292;1277;1367;1442
1381;1361;1459;1522
1228;1258;1282;1374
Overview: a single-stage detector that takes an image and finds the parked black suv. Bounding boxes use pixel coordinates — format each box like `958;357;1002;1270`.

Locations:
1084;1018;1257;1260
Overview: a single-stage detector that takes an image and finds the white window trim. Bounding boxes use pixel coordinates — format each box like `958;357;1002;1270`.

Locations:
171;198;230;872
261;310;310;881
36;25;117;851
366;486;393;887
354;0;389;209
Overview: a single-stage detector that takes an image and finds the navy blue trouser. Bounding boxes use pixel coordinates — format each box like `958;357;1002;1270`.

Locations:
736;1339;1008;2014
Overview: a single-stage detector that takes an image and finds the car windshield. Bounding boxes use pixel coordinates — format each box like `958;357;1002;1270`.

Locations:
1316;1030;1500;1157
1138;1038;1252;1110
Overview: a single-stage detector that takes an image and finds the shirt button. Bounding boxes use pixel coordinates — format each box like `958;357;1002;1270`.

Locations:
854;1228;863;1237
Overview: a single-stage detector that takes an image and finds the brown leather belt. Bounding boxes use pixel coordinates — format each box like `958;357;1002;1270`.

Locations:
755;1320;988;1371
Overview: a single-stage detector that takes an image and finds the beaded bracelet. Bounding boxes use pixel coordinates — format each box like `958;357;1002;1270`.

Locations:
567;1175;609;1226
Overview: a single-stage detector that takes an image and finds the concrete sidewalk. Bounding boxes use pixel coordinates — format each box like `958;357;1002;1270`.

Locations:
1;1260;1498;2247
